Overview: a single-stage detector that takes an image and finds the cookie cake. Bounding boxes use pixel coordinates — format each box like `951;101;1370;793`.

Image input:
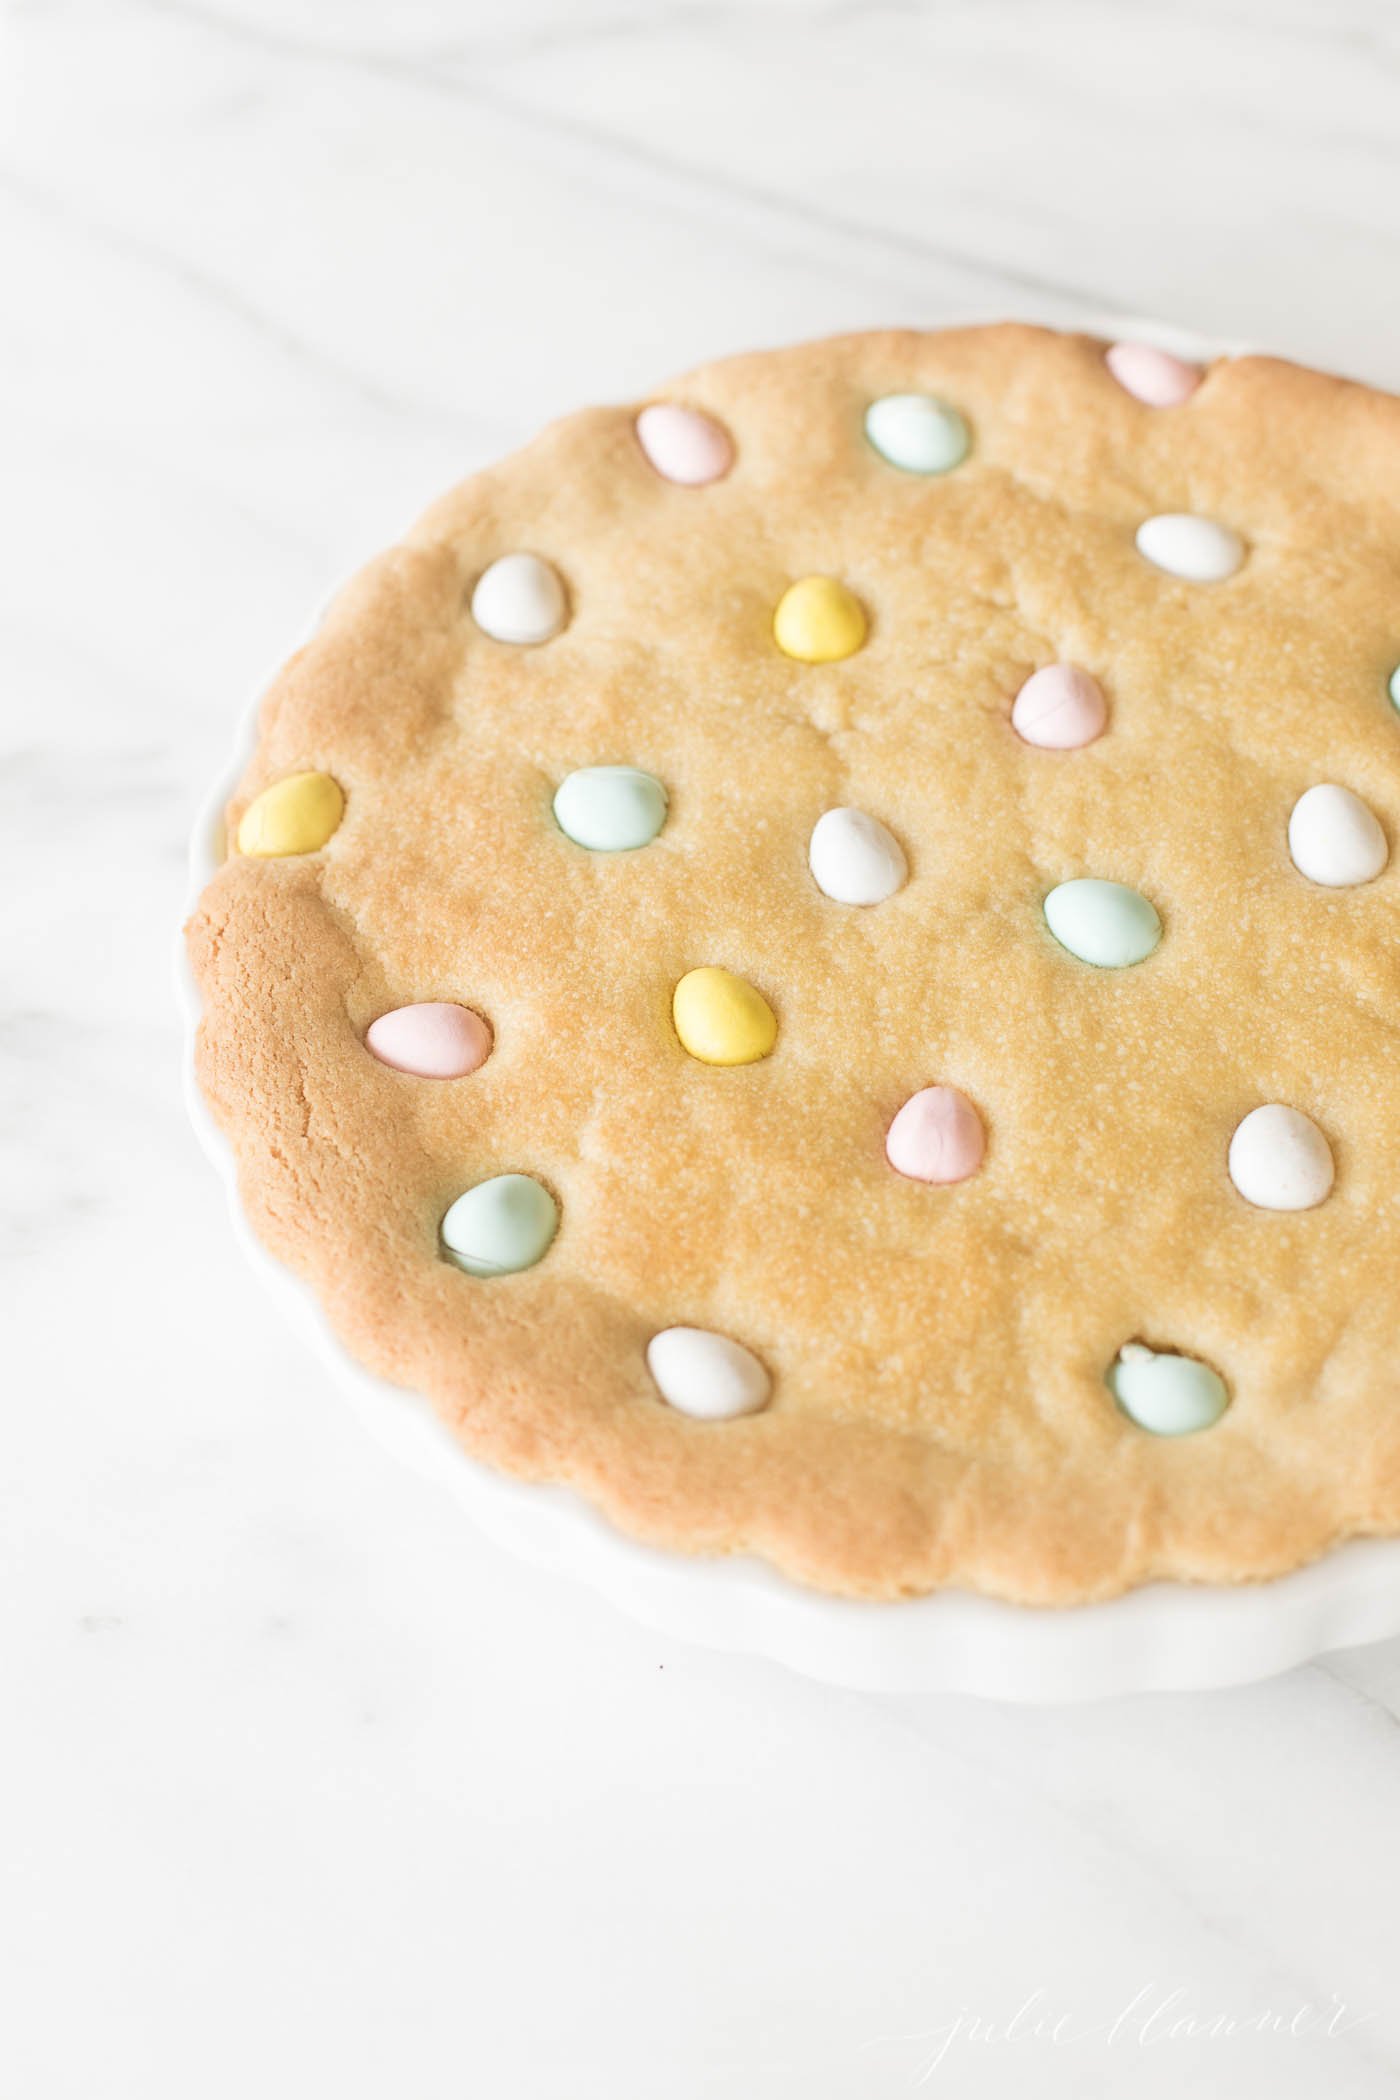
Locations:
185;323;1400;1605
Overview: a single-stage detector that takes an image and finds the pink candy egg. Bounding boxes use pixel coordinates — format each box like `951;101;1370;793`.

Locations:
1105;341;1202;408
1011;663;1108;750
635;403;734;487
366;1002;492;1079
886;1086;986;1185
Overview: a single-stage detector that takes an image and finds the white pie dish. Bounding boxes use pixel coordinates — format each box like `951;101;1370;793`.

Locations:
178;315;1400;1700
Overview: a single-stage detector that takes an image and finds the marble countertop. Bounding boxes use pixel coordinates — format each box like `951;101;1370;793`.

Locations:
5;0;1400;2093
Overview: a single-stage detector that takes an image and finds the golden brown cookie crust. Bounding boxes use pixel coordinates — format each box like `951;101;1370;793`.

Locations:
186;323;1400;1604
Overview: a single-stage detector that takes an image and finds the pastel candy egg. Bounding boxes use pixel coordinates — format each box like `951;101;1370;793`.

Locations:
553;765;668;851
236;771;344;857
366;1003;492;1079
885;1086;985;1185
1043;878;1161;967
1109;1342;1229;1435
1390;665;1400;710
1011;664;1108;750
1135;513;1245;582
441;1173;558;1276
773;576;867;663
646;1326;771;1420
1228;1104;1334;1211
470;553;568;645
1287;783;1388;887
1105;341;1203;408
808;807;908;904
673;967;777;1066
635;403;733;486
864;393;969;474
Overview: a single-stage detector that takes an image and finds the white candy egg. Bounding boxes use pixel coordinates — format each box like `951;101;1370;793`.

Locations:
807;807;908;905
1135;513;1245;582
470;552;568;644
646;1327;771;1420
1227;1105;1335;1212
1287;783;1388;888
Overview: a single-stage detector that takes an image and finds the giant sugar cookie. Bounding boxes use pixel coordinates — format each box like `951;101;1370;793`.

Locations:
186;324;1400;1603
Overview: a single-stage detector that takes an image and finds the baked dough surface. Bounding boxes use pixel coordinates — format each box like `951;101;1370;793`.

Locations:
186;323;1400;1603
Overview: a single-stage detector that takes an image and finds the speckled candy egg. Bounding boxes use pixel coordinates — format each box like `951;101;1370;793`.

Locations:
367;1003;492;1079
1109;1343;1229;1435
441;1174;559;1276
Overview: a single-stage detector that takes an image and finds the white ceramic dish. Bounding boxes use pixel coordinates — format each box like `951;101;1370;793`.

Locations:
178;316;1400;1700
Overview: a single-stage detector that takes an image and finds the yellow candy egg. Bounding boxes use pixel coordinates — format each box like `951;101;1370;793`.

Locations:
236;771;345;858
772;575;867;664
672;967;777;1066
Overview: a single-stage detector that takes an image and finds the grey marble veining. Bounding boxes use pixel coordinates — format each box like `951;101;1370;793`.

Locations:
3;1;1399;2094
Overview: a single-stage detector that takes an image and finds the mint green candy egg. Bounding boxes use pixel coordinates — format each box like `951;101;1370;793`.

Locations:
864;393;970;475
1389;664;1400;710
1109;1343;1229;1436
1044;878;1161;967
441;1174;558;1277
553;766;667;852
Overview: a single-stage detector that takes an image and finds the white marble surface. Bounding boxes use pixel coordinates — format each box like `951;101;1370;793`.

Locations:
5;0;1400;2092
